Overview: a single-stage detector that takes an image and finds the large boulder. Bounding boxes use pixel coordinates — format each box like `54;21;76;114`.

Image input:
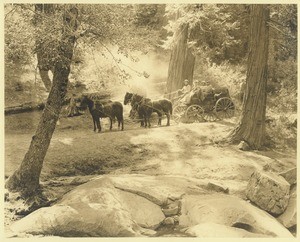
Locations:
9;177;161;237
8;174;206;237
179;194;293;237
184;222;269;237
8;174;293;238
277;185;297;229
246;170;290;215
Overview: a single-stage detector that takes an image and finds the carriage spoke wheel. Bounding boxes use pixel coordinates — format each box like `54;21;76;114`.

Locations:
185;105;204;123
202;111;217;122
215;97;235;119
173;105;186;122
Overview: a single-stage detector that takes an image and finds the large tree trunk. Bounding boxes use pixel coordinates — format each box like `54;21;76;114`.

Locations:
229;5;269;150
5;6;78;197
166;23;195;99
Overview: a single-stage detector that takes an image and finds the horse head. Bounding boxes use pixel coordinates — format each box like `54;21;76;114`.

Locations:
76;94;91;110
124;92;133;105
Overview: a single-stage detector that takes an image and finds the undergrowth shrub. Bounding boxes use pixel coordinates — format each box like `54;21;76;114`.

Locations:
194;59;246;110
194;59;297;151
266;88;297;151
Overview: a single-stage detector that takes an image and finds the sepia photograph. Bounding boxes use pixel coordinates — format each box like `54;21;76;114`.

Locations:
2;1;297;238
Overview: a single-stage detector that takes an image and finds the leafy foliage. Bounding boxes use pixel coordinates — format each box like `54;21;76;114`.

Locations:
4;5;35;66
268;4;297;93
163;4;249;64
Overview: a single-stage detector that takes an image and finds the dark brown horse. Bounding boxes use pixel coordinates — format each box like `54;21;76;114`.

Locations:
77;95;124;132
130;93;173;128
124;92;145;127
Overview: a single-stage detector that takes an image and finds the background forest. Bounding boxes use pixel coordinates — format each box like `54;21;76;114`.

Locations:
4;4;297;149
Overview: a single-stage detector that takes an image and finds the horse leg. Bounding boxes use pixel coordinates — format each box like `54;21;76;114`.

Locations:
109;118;113;130
166;113;170;126
93;116;96;132
96;118;101;132
148;116;151;128
147;112;151;128
139;112;144;127
117;112;124;131
144;115;147;128
158;112;162;126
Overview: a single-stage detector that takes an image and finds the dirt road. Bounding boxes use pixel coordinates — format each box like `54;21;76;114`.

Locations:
5;111;296;201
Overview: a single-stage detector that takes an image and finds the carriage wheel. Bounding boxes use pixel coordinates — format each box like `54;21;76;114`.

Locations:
202;111;217;122
173;104;186;122
185;105;204;123
215;97;235;119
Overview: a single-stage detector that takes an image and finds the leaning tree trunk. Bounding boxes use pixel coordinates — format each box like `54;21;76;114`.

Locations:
166;23;195;99
34;4;56;92
5;6;78;197
229;5;269;150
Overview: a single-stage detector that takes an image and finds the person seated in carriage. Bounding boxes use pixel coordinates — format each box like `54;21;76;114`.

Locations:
183;79;202;104
175;79;191;103
178;79;191;96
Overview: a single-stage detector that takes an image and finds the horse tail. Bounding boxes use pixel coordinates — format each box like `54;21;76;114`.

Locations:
120;103;124;120
170;102;173;115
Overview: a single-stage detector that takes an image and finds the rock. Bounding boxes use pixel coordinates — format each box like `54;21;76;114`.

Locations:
9;174;293;238
163;217;175;225
9;174;206;237
207;181;229;193
10;177;158;237
279;167;297;185
246;170;290;215
120;190;165;229
238;141;251;151
110;174;203;206
162;207;179;217
183;222;270;237
173;215;179;223
179;194;293;237
277;186;297;228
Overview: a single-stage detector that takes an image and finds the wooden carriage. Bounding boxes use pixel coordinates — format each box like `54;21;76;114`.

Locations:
172;85;235;122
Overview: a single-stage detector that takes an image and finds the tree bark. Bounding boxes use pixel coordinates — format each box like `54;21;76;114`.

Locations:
166;23;195;99
5;6;79;197
34;4;56;92
229;5;269;150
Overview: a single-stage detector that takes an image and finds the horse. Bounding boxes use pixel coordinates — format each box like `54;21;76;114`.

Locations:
124;92;133;105
77;95;124;132
130;93;173;128
124;92;144;127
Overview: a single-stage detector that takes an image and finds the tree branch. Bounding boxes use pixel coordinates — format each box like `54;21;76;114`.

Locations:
5;5;17;19
268;21;296;39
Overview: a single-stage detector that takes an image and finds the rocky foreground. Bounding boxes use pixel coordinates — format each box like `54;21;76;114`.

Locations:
7;172;296;237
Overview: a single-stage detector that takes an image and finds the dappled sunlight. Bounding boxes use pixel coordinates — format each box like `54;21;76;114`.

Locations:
128;122;279;196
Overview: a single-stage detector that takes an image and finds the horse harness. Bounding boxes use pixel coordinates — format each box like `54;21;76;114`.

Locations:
92;102;114;120
131;94;165;115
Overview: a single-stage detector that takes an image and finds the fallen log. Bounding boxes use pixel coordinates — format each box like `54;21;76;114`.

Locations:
5;92;112;115
5;102;45;115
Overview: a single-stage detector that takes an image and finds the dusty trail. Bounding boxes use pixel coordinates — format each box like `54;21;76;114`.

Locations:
4;111;297;233
5;112;296;199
